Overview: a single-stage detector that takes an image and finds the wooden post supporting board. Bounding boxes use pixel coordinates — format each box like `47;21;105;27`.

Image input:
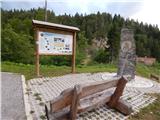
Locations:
72;32;76;73
35;29;40;76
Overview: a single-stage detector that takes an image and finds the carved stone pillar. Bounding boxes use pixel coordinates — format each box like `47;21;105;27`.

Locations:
117;28;136;80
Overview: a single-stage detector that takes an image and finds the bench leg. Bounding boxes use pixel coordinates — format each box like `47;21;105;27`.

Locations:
45;105;49;120
114;99;133;115
108;76;132;115
70;85;82;120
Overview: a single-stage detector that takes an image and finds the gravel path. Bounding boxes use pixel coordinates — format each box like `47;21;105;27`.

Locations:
1;72;27;120
28;72;159;120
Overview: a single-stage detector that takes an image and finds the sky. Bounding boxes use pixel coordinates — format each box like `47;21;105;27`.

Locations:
1;0;160;28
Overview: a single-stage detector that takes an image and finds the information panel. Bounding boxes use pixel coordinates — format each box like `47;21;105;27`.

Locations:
38;31;73;55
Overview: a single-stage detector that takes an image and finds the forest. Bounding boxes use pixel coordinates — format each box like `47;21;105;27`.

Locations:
1;8;160;65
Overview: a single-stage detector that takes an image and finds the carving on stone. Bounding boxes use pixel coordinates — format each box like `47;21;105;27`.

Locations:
121;41;132;52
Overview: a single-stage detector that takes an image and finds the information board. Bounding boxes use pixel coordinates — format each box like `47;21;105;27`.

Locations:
33;20;79;76
38;31;73;55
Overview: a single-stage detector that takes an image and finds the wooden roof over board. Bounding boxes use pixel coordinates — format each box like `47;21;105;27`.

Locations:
32;20;80;32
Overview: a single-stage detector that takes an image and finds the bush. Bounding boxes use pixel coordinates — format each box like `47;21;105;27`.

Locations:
94;49;110;63
1;25;34;64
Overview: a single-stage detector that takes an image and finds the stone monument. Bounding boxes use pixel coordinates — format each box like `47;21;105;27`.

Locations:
117;28;136;80
102;29;153;88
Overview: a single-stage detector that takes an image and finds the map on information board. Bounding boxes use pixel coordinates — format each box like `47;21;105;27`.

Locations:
38;31;73;55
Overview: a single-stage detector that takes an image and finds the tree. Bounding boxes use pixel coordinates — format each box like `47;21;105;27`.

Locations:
2;8;160;64
135;34;151;57
94;49;109;63
76;31;88;65
1;25;34;64
108;24;120;62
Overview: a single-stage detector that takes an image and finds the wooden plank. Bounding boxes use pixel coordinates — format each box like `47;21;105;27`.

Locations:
78;90;113;113
50;88;73;112
50;78;119;112
50;90;113;119
50;93;132;119
108;77;127;107
35;27;73;36
115;99;133;115
70;85;82;120
79;86;132;115
32;20;80;32
81;78;119;98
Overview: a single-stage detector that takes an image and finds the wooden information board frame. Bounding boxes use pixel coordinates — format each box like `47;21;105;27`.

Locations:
32;20;80;76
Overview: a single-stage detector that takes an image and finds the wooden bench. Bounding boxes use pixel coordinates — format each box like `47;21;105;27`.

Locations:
150;74;160;82
45;76;133;120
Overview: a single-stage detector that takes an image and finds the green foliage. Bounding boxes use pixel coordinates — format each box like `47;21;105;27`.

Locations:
1;61;117;80
136;63;160;78
94;49;109;63
77;31;88;49
135;34;151;56
152;62;160;69
1;25;34;64
108;24;120;62
76;31;88;65
40;56;71;66
1;8;160;65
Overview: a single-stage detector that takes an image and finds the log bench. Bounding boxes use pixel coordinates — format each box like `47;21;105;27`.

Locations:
150;73;160;82
45;76;133;120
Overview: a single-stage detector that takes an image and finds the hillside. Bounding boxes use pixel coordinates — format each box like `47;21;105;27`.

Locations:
2;8;160;65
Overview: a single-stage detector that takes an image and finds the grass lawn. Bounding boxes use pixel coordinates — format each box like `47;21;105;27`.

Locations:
129;94;160;120
1;61;160;120
1;61;117;80
1;61;160;80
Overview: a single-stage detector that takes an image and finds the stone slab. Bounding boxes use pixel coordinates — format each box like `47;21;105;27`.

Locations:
1;72;27;120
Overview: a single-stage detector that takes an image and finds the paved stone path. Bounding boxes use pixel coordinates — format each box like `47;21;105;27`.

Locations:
27;72;160;120
1;72;27;120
